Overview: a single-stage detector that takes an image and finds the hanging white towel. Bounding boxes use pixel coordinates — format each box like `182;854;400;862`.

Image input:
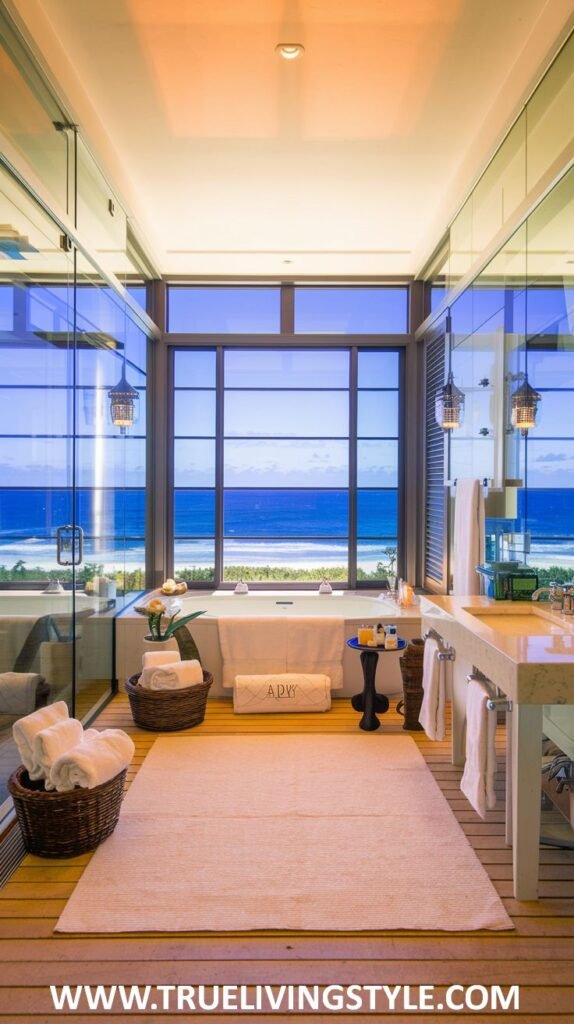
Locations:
233;673;331;713
218;616;344;689
0;672;44;717
50;728;135;792
452;478;485;595
142;649;181;671
218;618;290;688
12;700;69;774
33;718;84;788
460;678;498;819
286;618;344;690
418;639;447;741
140;659;203;691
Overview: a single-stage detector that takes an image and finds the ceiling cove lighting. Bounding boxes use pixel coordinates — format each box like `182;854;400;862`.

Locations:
108;367;139;434
435;310;465;431
275;43;305;60
510;373;541;436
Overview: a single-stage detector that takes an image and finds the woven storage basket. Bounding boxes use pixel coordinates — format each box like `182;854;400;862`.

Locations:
125;670;213;731
8;766;127;858
397;637;425;731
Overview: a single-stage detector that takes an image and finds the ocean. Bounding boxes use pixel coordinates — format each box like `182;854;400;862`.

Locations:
0;487;572;572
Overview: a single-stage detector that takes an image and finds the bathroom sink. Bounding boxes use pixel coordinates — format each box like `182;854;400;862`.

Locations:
464;607;570;636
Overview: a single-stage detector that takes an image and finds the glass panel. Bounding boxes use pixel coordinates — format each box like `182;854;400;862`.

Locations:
224;490;348;537
357;350;399;388
78;388;146;436
174;439;216;486
224;348;349;388
521;488;574;537
174;490;216;537
224;439;349;487
357;441;398;486
357;490;398;537
357;391;398;437
472;113;526;258
223;540;348;582
168;287;280;332
174;540;215;582
525;441;574;487
173;349;216;387
357;540;399;580
174;390;216;437
534;392;574;437
224;391;349;438
294;287;408;333
76;136;128;279
527;33;574;192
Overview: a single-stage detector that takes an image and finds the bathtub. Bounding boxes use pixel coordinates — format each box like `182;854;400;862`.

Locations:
116;590;422;698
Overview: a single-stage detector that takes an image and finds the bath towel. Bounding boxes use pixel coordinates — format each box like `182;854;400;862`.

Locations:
140;659;203;691
286;618;344;690
142;649;181;671
452;478;485;595
50;728;135;792
460;678;497;819
0;672;44;717
218;618;289;688
12;700;69;774
218;617;344;689
33;718;84;788
233;673;331;713
418;638;447;741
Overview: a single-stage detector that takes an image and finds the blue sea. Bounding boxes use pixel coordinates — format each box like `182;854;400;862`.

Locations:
0;487;572;570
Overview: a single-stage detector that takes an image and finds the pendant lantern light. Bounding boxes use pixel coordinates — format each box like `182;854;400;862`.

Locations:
435;310;465;431
108;367;139;434
510;374;541;436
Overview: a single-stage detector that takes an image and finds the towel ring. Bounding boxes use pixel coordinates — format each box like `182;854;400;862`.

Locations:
423;628;456;662
465;672;513;712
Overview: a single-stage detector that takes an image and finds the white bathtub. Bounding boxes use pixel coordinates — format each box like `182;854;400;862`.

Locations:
116;590;422;698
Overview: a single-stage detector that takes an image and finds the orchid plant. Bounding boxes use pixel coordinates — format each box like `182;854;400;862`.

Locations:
135;597;205;642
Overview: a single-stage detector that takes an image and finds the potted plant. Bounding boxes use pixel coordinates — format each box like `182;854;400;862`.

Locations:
134;598;205;661
127;598;212;731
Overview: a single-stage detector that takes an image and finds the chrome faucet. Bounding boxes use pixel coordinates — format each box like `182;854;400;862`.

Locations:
532;582;574;614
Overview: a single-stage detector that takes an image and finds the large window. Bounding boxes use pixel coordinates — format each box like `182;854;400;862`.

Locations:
173;346;401;585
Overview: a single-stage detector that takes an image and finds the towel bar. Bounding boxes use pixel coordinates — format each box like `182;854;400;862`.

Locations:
465;672;513;712
423;628;456;662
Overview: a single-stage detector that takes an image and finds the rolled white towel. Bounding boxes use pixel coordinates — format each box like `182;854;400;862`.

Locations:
142;649;181;670
12;701;69;775
50;728;135;792
140;659;203;691
33;718;84;788
0;672;44;717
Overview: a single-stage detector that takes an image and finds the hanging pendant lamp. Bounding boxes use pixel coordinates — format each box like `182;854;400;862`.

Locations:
510;374;541;436
108;368;139;434
435;310;465;430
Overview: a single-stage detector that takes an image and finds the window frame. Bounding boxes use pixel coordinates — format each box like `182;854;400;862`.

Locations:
167;335;405;589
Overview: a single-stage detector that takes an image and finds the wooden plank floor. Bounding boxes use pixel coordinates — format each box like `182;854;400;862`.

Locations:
1;696;574;1022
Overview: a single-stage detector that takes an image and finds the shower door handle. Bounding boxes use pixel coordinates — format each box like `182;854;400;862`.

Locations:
57;525;84;566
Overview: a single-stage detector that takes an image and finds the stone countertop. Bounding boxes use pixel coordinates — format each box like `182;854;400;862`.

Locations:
420;595;574;704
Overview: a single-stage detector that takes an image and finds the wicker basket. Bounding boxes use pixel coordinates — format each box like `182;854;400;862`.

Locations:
396;637;425;731
125;670;213;731
8;766;127;858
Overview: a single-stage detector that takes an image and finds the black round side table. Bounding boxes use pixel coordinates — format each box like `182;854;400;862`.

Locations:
347;636;407;731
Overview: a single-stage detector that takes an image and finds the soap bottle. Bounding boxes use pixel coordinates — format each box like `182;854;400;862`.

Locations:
384;625;398;650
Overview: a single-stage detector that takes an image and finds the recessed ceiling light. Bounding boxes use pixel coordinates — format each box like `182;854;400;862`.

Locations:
275;43;304;60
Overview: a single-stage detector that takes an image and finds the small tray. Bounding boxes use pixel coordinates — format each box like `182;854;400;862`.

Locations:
347;636;407;653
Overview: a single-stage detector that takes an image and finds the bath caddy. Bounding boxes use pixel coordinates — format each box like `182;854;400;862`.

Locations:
8;765;127;858
125;670;213;731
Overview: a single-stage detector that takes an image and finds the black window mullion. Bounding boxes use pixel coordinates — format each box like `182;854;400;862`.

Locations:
348;347;358;588
214;346;224;586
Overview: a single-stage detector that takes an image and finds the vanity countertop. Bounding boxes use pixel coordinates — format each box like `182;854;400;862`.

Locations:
420;595;574;704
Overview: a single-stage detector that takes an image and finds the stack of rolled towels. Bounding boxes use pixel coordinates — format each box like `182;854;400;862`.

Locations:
139;649;203;690
12;701;134;793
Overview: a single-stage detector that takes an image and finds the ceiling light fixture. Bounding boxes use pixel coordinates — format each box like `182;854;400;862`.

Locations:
275;43;305;60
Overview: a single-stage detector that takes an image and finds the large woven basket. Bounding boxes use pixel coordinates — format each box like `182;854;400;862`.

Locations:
397;637;425;731
8;766;127;858
125;670;213;731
